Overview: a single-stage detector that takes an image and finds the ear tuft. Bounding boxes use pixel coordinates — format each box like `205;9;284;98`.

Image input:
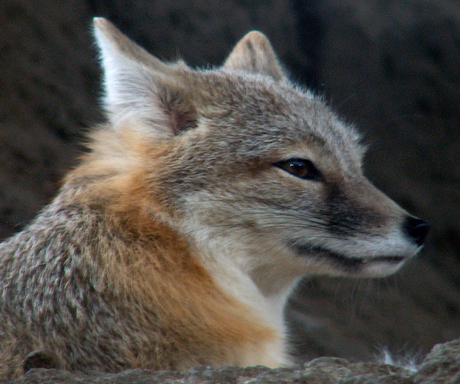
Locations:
223;31;286;82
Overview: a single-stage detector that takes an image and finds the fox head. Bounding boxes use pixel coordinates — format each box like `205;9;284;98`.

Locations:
92;18;429;295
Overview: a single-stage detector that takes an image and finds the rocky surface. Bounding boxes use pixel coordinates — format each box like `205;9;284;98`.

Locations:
7;339;460;383
1;0;460;381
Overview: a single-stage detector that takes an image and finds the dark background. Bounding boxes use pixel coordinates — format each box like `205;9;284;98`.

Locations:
1;0;459;364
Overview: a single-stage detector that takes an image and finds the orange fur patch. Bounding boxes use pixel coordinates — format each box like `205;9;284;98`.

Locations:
65;124;279;369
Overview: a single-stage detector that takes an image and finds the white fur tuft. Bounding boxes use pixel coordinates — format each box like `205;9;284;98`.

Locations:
377;347;421;373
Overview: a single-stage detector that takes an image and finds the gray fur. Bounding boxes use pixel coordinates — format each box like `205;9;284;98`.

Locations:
0;18;428;379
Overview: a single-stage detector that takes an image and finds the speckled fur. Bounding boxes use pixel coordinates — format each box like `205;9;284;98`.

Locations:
0;18;424;379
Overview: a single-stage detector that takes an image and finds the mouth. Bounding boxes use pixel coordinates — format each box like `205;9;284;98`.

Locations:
291;243;406;271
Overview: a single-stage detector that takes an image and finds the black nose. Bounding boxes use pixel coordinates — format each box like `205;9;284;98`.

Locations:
403;216;430;247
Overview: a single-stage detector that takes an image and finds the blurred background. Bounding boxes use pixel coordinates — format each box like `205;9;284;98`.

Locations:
1;0;459;364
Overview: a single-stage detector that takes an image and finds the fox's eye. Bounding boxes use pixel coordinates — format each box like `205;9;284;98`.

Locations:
274;158;323;181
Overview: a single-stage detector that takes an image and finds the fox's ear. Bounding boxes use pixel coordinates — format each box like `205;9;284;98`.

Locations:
223;31;286;82
93;18;195;136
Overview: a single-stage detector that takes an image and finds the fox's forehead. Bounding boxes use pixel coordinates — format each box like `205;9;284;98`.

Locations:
191;70;365;169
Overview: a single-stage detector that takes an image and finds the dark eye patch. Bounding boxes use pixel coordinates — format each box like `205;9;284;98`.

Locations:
274;158;323;181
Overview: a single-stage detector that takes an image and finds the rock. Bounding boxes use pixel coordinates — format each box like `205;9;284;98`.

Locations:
6;361;410;384
9;339;460;383
413;339;460;384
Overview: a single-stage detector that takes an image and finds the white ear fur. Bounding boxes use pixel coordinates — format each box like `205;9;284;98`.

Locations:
93;18;180;137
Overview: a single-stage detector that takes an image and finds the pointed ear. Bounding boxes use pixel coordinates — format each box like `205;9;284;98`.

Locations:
223;31;286;82
93;18;196;136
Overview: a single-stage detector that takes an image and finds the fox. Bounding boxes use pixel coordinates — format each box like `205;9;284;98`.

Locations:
0;17;429;379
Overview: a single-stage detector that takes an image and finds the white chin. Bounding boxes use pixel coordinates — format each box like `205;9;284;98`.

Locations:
357;259;409;277
303;255;411;278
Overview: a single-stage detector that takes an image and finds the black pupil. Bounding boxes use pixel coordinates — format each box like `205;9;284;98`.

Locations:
289;160;307;177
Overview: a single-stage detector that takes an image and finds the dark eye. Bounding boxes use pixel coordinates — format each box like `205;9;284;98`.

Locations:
274;158;323;181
